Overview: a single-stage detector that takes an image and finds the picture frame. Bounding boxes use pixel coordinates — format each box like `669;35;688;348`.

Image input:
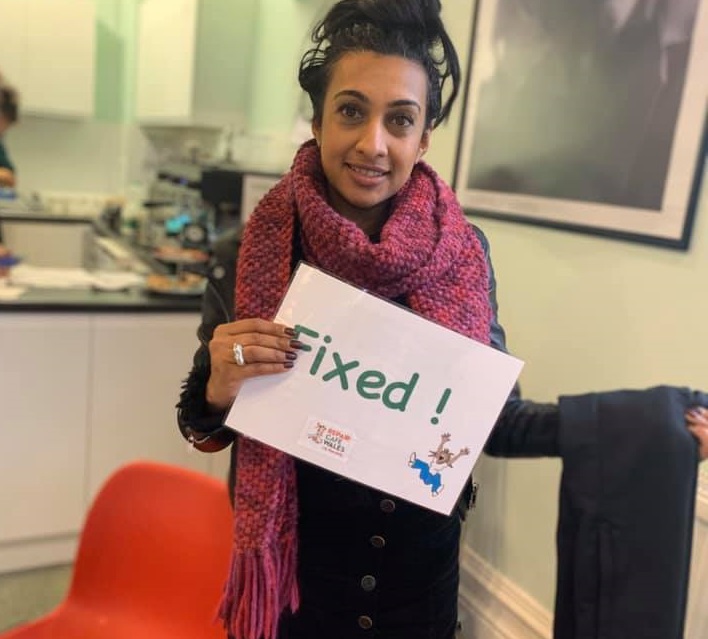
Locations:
453;0;708;250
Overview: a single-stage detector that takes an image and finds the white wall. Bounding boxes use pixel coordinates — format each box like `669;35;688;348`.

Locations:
5;118;126;196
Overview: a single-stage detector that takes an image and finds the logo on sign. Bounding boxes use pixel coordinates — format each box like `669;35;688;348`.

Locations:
299;416;356;462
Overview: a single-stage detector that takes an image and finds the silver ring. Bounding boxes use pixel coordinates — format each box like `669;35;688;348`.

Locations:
232;343;245;366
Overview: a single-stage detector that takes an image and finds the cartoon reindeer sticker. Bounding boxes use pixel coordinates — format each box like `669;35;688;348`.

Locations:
408;432;469;497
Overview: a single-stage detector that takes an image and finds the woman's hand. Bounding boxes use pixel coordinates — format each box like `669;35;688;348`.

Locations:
206;318;303;411
686;406;708;461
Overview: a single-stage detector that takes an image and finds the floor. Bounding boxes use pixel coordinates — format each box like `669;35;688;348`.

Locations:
0;564;72;632
0;564;466;635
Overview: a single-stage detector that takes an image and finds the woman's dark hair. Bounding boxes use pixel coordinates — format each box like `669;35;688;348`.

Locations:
298;0;460;130
0;80;19;124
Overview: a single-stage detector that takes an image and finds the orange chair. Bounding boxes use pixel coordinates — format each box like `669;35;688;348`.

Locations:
1;461;233;639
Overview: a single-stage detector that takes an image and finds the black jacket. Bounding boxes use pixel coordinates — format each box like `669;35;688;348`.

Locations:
555;386;705;639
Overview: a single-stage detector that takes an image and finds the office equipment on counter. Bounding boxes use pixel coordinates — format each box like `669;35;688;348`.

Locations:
147;159;281;244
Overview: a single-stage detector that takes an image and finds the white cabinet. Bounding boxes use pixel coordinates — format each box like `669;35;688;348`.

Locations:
0;315;91;556
87;314;211;500
0;311;231;573
135;0;257;127
25;0;96;118
0;0;27;90
0;0;96;118
87;312;231;500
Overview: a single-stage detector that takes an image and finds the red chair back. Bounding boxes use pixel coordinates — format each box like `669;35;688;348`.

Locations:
1;461;233;639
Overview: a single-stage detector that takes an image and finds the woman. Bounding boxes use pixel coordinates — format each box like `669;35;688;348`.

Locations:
0;77;19;189
180;3;514;638
177;1;707;638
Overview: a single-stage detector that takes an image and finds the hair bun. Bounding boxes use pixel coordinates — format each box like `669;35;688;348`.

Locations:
322;0;443;38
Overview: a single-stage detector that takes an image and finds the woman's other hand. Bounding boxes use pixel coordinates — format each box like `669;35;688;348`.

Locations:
206;319;304;411
686;406;708;461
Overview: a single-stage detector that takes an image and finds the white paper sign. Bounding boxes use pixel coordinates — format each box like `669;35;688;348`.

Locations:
225;263;524;515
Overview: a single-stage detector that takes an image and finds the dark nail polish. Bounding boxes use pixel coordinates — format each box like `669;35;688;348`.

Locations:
284;327;296;337
284;361;295;369
290;339;305;349
286;351;298;361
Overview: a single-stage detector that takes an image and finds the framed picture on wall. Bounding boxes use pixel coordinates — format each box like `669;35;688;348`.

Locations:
453;0;708;250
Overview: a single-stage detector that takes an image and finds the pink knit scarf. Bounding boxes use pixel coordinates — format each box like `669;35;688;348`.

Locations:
219;140;492;639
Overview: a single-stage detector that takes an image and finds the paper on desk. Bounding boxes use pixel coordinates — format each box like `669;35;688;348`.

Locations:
9;264;143;290
90;271;144;291
0;282;26;300
226;263;524;515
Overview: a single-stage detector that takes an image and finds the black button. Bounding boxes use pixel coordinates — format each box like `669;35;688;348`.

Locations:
358;615;373;630
360;575;377;591
370;535;386;548
380;498;396;513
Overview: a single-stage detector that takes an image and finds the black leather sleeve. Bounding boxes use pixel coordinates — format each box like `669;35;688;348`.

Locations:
176;227;242;441
473;226;561;458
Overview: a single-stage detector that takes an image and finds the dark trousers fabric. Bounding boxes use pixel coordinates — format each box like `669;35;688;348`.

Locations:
555;386;705;639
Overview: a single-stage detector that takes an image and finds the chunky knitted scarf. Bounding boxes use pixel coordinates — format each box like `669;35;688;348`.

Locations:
219;140;492;639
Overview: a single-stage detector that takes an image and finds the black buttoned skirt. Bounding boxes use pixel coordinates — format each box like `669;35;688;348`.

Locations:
274;460;463;639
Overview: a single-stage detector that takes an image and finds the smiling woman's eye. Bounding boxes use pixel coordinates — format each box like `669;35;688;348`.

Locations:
338;103;362;120
390;113;415;128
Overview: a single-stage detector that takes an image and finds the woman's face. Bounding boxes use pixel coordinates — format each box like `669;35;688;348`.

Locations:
312;51;431;229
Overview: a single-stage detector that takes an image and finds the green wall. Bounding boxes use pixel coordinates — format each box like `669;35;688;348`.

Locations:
93;0;139;122
247;0;333;136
